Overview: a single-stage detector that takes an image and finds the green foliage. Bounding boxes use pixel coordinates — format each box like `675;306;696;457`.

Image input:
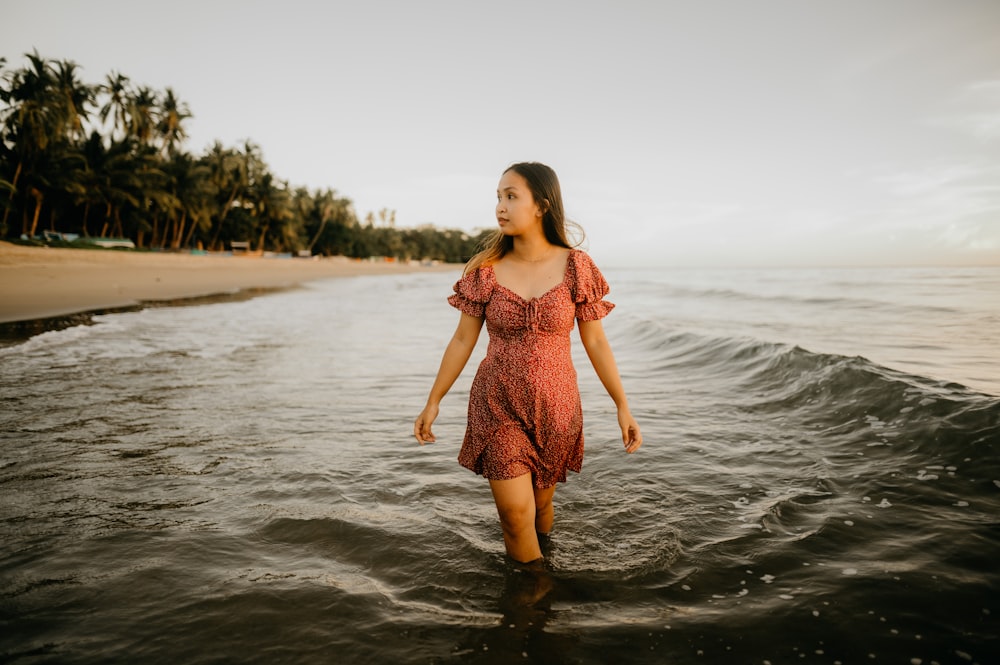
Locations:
0;52;481;261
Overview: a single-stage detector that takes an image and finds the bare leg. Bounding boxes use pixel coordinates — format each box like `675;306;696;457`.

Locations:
533;485;556;535
489;474;542;563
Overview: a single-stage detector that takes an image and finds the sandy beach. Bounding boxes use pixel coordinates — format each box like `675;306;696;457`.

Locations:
0;241;458;323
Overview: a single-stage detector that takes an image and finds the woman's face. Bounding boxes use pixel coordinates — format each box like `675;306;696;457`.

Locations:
496;170;543;237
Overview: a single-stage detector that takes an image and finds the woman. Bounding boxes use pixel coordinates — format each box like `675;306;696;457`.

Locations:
414;162;642;564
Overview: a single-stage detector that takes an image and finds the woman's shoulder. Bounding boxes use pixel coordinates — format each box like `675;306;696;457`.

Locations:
567;248;613;315
454;260;496;296
567;247;601;272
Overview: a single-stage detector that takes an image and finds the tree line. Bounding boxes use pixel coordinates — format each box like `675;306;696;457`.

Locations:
0;52;489;262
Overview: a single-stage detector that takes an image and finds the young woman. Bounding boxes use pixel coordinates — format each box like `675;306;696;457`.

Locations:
413;162;642;564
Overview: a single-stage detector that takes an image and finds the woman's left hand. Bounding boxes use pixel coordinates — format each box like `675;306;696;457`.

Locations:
618;407;642;454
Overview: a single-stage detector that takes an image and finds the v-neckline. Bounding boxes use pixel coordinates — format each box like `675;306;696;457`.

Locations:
490;250;574;302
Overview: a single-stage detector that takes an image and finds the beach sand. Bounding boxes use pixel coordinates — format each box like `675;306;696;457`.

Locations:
0;241;458;324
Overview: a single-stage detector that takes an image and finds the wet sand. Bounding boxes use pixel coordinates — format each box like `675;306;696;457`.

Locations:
0;242;457;323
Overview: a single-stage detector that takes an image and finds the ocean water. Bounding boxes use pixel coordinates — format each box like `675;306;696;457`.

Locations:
1;265;998;664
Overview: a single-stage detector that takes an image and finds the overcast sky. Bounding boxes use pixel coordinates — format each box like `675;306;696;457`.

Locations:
3;0;999;267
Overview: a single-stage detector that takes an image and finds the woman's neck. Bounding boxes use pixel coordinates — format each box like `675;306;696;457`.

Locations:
509;234;556;263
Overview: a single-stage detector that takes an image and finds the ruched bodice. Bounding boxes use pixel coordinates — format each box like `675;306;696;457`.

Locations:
447;250;614;488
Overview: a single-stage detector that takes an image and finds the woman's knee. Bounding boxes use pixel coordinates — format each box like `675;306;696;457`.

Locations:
496;498;535;534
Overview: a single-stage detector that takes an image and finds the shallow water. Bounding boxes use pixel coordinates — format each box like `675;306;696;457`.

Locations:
2;266;998;664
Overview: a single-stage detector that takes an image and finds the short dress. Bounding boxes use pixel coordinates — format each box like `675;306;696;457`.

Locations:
447;249;615;488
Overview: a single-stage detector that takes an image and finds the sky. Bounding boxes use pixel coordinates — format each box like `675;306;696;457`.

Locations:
2;0;999;267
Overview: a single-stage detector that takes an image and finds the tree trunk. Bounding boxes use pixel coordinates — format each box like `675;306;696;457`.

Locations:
172;211;187;249
27;188;44;238
150;215;160;248
256;225;268;253
81;201;91;237
208;185;240;251
182;214;200;248
1;161;22;233
307;217;329;252
113;209;124;238
100;203;112;237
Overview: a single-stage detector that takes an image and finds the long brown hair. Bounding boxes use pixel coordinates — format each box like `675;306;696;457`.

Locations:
464;162;584;274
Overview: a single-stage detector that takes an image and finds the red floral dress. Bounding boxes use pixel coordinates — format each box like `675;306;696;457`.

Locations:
448;249;614;488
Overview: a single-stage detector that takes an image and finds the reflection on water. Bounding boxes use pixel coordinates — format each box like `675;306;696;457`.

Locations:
452;563;561;664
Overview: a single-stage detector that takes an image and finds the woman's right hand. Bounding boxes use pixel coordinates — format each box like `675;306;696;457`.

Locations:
414;403;439;445
618;406;643;454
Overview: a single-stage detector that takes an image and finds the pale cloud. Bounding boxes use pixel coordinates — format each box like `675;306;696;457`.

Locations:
930;79;1000;140
874;162;1000;214
863;160;1000;254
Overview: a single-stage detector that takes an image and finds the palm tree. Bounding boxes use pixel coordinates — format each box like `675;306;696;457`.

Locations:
203;141;253;251
52;59;93;142
0;51;57;234
25;139;88;238
99;71;131;141
305;188;358;256
89;138;143;238
75;131;107;236
0;173;13;236
0;52;95;237
127;85;158;147
163;150;210;249
156;88;190;157
179;168;214;249
251;172;293;252
122;143;170;245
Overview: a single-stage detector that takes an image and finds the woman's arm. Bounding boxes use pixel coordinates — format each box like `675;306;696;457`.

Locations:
578;318;642;453
414;313;485;444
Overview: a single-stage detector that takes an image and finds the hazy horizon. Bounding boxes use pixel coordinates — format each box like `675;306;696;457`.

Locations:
3;0;998;268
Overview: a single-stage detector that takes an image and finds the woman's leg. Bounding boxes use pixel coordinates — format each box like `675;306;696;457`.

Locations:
533;485;556;535
489;474;542;563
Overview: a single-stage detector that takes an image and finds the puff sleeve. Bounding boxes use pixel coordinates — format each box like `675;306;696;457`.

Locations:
447;266;494;318
571;251;615;321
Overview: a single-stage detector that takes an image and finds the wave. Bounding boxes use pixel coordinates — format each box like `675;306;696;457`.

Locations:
620;317;1000;449
613;276;962;318
630;314;993;387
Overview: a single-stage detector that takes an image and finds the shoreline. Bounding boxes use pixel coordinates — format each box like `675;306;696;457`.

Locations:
0;241;459;326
